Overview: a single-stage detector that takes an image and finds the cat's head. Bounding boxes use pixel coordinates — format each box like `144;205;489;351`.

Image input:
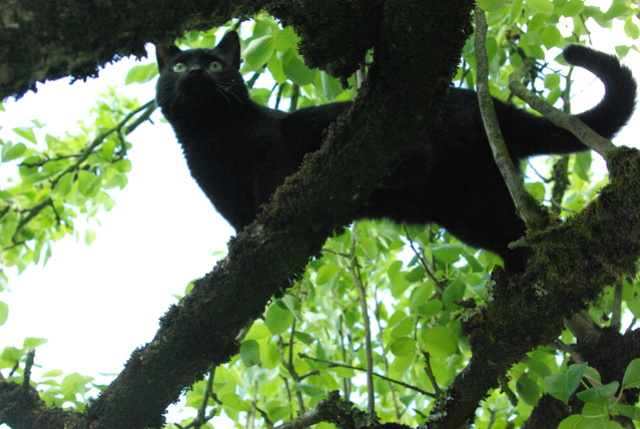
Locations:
155;31;248;119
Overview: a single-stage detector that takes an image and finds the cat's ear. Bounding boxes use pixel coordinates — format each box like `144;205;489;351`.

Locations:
214;31;241;70
156;45;183;71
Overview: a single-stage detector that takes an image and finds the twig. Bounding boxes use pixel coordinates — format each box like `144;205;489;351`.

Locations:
508;61;615;159
552;339;584;364
22;350;35;389
422;352;442;397
403;227;445;293
474;6;547;229
299;354;436;398
498;375;518;407
349;230;375;414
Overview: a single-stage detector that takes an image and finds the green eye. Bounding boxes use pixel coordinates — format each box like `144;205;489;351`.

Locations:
172;63;187;73
209;61;223;71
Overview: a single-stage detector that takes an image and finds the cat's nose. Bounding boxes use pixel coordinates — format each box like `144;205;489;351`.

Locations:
187;65;204;74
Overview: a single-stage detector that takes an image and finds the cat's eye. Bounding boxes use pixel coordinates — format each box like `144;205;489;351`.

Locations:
172;63;188;73
208;61;223;71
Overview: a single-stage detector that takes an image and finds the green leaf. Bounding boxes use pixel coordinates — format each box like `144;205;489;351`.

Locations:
544;362;587;404
527;0;554;13
390;336;416;357
558;414;586;429
390;317;415;339
415;299;443;317
422;326;458;359
432;244;462;264
442;279;465;309
124;63;158;85
621;358;640;391
614;403;640;421
13;127;37;144
541;26;562;49
60;372;94;396
243;35;276;71
544;73;561;90
239;339;261;367
77;170;101;198
23;337;47;350
476;0;507;12
267;55;287;84
561;0;584;17
296;383;325;397
583;366;602;385
409;282;434;315
281;294;302;320
264;300;293;335
280;50;316;86
577;381;619;406
113;159;132;173
315;264;339;285
321;72;343;101
624;19;640;39
2;142;27;162
0;301;8;326
516;375;541;406
42;369;64;378
574;151;592;181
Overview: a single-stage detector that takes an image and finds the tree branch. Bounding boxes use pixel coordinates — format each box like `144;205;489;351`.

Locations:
509;59;616;158
0;0;267;99
474;6;547;230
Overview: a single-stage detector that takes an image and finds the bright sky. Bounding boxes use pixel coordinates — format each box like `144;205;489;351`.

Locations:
0;27;639;426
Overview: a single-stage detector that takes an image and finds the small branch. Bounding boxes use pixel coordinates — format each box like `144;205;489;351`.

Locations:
422;352;442;397
509;61;615;159
273;391;380;429
22;350;35;389
498;375;518;407
403;227;445;294
349;231;375;414
611;282;623;331
565;311;600;345
474;7;547;229
299;354;436;398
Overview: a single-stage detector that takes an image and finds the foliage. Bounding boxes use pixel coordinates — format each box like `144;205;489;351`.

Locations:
1;1;640;428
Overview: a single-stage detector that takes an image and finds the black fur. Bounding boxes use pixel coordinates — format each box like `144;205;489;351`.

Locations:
156;31;636;270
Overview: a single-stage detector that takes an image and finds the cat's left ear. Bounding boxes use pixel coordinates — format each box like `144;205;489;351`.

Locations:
156;45;183;71
214;31;241;70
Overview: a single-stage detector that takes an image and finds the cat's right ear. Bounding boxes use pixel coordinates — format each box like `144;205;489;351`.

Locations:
156;45;183;71
214;31;241;70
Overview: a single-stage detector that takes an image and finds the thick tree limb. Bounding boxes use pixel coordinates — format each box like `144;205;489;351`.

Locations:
425;148;640;428
0;0;266;99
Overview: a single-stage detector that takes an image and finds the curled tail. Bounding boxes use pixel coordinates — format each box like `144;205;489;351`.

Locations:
563;44;637;138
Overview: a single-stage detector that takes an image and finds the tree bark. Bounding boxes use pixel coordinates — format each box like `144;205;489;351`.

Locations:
0;0;266;99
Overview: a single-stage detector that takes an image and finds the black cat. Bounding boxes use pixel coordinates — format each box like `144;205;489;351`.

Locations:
156;31;636;271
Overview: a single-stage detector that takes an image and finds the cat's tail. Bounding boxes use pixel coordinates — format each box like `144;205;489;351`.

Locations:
563;44;636;141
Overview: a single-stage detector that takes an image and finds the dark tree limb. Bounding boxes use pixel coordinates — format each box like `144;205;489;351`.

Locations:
0;0;267;99
425;148;640;429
